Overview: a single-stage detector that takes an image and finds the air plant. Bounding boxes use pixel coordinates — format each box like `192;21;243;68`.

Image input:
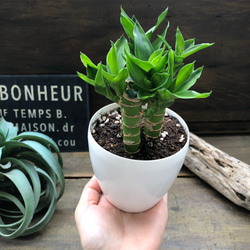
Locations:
78;7;213;154
0;117;65;239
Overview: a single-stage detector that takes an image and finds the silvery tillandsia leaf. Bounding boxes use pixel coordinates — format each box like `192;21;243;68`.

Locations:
0;117;65;239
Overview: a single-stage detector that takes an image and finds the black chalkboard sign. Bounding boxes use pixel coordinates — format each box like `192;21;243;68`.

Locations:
0;75;89;152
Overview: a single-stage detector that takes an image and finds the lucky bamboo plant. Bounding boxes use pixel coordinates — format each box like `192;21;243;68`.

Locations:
78;7;213;154
0;118;65;239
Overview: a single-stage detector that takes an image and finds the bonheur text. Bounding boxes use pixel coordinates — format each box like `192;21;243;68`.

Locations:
0;84;83;102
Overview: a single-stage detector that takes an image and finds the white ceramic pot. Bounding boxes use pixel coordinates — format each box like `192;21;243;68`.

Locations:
88;103;189;213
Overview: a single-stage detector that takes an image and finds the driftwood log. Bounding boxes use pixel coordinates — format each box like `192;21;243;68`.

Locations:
184;132;250;211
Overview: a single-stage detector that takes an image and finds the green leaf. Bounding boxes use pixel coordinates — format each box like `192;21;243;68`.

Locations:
114;34;129;71
95;64;109;96
175;27;185;56
101;69;116;83
151;72;169;90
133;21;154;60
120;7;135;40
86;65;98;80
126;52;152;90
13;131;63;167
77;71;95;86
0;117;65;238
152;22;169;50
150;52;168;74
184;39;195;50
157;89;175;108
0;118;18;144
16;151;56;185
1;158;41;208
182;43;214;58
2;140;65;200
0;169;35;239
0;161;11;170
175;61;195;88
136;72;169;100
80;52;98;69
148;48;164;65
174;66;204;93
106;41;119;74
157;34;172;50
146;7;168;40
23;140;65;200
95;63;119;102
168;49;174;75
0;191;25;218
137;89;157;100
0;191;26;232
127;52;154;72
173;90;212;99
110;68;128;96
22;167;57;236
173;59;184;74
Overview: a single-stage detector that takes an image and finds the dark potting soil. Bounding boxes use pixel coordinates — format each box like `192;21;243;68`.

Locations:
91;108;187;160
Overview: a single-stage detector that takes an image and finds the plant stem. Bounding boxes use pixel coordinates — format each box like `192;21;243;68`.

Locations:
119;92;142;154
144;107;165;139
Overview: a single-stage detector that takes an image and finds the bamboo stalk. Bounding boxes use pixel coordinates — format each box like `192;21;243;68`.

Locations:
184;132;250;211
144;108;165;138
119;93;142;154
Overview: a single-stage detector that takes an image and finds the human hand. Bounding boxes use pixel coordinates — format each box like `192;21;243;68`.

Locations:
75;175;168;250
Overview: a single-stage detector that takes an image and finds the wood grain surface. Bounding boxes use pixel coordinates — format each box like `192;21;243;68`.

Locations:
0;135;249;249
61;135;250;177
185;133;250;210
0;178;249;249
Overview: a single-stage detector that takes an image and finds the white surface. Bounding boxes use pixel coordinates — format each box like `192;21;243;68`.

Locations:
88;103;190;212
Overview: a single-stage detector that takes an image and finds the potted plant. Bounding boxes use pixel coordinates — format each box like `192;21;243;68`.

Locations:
0;118;65;239
78;7;213;212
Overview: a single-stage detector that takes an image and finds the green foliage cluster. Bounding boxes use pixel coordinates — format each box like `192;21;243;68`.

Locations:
78;7;213;154
0;118;65;239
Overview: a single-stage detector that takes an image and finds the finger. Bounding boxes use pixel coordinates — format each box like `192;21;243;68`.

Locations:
162;193;168;206
78;176;102;208
86;175;102;194
75;176;103;231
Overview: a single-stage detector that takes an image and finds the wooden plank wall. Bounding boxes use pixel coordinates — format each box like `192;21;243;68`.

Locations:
1;0;250;134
